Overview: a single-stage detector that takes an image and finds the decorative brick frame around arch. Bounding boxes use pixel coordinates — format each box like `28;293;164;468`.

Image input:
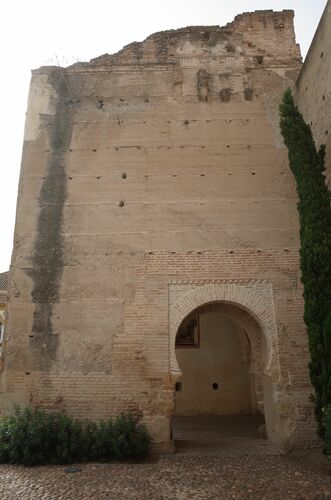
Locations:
169;281;279;377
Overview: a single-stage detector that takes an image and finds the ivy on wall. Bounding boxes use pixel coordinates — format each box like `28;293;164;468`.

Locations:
279;89;331;456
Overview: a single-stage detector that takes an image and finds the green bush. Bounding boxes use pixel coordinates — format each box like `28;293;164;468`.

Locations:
0;406;150;466
111;413;151;461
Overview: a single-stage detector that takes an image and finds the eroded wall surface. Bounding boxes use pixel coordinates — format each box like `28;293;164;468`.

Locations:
2;10;316;448
296;0;331;182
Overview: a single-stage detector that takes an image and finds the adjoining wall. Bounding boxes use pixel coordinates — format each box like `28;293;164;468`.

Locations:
175;311;252;415
296;0;331;182
0;272;8;366
1;10;316;450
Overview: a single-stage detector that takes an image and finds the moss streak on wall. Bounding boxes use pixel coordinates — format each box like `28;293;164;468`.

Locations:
29;69;78;368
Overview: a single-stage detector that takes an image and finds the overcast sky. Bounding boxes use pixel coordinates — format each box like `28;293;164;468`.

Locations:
0;0;327;272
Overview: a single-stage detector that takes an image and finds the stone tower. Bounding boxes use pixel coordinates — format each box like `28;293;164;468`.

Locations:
1;10;319;450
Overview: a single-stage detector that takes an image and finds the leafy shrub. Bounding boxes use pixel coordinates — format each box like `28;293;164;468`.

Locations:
0;406;150;466
111;413;151;461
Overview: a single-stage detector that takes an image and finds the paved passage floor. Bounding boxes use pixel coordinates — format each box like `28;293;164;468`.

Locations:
172;415;276;455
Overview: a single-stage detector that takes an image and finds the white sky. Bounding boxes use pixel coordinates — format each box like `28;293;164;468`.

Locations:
0;0;327;272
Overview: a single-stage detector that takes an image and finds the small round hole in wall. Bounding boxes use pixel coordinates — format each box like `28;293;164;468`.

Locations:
212;382;218;390
121;172;127;179
118;200;125;207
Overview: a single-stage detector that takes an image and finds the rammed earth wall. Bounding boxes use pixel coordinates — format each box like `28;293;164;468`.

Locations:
1;10;321;450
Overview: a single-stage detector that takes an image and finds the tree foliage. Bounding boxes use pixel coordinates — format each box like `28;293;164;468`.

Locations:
279;89;331;453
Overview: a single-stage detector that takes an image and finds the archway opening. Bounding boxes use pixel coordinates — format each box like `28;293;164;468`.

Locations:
172;302;269;453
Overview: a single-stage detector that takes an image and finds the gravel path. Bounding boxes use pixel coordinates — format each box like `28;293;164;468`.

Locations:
0;452;329;500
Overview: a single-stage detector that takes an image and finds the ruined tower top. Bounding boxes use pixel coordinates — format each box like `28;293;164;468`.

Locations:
82;10;301;69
